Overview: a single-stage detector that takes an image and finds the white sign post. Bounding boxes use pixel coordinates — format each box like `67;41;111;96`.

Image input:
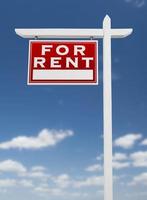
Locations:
103;15;113;200
15;15;133;200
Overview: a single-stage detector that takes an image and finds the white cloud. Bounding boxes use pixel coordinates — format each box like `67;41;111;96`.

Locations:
0;129;74;150
70;192;88;198
113;153;128;161
0;179;17;187
85;164;103;172
124;0;146;8
114;133;142;149
21;169;50;180
19;179;34;188
0;160;26;174
86;153;129;172
96;154;103;161
34;185;88;198
51;174;104;189
130;151;147;167
112;153;130;169
141;139;147;145
52;174;103;189
73;176;104;188
34;186;64;196
22;165;49;179
113;161;130;169
0;178;38;190
129;173;147;185
26;171;48;179
52;174;71;188
0;159;50;181
31;166;46;172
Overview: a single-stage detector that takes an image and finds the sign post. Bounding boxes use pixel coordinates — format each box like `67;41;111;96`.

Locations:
103;15;113;200
15;15;133;200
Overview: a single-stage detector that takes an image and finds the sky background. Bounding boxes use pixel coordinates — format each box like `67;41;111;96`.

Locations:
0;0;147;200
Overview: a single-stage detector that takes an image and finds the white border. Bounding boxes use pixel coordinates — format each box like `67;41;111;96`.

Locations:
27;40;98;85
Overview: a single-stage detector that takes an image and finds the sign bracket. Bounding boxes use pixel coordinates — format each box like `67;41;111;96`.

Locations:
15;28;132;39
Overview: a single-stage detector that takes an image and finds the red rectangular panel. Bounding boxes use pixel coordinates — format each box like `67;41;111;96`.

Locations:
28;40;98;85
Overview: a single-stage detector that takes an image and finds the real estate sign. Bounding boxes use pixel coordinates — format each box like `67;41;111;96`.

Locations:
28;40;98;85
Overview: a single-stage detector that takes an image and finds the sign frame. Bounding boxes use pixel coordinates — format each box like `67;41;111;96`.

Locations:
27;40;98;85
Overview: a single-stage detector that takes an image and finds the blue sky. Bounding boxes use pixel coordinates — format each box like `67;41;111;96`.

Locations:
0;0;147;199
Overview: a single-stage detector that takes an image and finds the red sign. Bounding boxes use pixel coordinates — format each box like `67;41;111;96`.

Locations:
28;40;98;85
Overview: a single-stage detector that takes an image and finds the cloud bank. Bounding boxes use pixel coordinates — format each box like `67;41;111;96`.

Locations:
114;133;142;149
0;129;74;150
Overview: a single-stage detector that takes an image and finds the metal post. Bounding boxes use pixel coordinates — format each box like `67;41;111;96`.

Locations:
103;15;113;200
